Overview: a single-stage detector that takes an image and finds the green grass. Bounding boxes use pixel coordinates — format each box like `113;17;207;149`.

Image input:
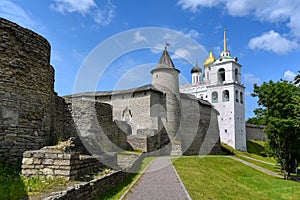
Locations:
0;161;76;200
96;157;154;200
173;156;300;200
235;155;282;174
0;162;27;200
222;141;276;164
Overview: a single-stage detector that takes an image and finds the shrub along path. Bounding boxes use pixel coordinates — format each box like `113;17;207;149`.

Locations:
124;157;191;200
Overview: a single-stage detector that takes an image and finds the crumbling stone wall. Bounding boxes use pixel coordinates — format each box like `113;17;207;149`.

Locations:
65;98;128;154
0;18;54;164
21;150;117;180
0;18;128;164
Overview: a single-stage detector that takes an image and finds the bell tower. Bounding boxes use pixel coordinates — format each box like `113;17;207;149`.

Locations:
205;29;247;151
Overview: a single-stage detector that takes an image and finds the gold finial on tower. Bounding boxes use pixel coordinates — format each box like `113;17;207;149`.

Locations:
223;28;227;52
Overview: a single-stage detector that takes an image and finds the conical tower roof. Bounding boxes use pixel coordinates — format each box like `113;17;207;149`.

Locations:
156;47;176;69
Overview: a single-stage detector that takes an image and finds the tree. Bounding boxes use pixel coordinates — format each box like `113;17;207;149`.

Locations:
251;78;300;177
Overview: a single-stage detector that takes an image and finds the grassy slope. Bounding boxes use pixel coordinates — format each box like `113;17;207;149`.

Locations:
173;156;300;200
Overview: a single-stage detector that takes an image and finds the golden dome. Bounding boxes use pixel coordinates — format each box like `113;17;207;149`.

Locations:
203;49;215;67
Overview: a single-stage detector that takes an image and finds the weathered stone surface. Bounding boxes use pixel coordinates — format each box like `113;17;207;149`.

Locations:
43;168;54;175
22;157;33;165
54;160;71;166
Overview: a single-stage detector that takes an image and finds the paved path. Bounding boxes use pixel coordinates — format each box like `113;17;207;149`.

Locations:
125;157;191;200
238;155;276;166
230;156;282;178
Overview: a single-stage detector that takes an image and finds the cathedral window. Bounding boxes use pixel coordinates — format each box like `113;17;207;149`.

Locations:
223;90;229;102
235;90;239;102
218;68;225;83
240;92;243;104
212;91;218;103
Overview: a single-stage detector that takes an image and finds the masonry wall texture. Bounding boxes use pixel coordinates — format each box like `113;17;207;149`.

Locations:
246;124;267;141
41;154;145;200
0;18;128;164
180;94;222;155
21;150;117;180
0;18;54;164
65;98;128;154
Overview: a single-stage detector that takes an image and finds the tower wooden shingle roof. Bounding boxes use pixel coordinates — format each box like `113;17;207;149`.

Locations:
156;47;176;69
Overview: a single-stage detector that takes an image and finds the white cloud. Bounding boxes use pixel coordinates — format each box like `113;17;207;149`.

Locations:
50;0;96;15
177;0;297;22
93;1;115;26
50;0;115;26
177;0;223;13
151;43;165;54
248;30;298;54
181;29;201;39
243;73;261;85
284;70;296;81
133;31;147;43
172;48;192;60
178;0;300;52
0;0;38;30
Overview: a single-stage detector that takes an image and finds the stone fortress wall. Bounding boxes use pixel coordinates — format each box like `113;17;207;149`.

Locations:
0;17;264;166
0;18;128;164
0;18;54;163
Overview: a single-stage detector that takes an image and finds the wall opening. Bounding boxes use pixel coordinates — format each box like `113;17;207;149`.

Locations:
223;90;229;102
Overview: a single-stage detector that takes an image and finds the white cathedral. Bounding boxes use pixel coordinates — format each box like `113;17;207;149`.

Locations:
180;29;247;151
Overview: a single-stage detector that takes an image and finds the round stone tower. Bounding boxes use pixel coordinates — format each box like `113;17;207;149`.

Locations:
0;18;54;163
151;47;181;142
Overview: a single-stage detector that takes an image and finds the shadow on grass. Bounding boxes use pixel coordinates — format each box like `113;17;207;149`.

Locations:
0;162;28;200
246;140;266;156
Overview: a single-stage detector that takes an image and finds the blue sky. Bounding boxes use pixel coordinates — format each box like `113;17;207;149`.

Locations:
0;0;299;119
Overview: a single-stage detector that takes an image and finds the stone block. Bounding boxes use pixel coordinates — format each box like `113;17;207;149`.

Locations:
22;157;33;165
43;159;54;165
54;159;71;166
33;152;45;158
23;151;33;157
33;158;42;164
43;168;54;175
54;169;70;176
45;153;58;159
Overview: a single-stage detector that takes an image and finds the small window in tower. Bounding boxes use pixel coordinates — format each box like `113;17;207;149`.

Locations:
223;90;229;102
156;74;158;78
235;90;239;102
212;91;218;103
207;73;209;81
225;129;228;133
235;69;239;82
218;68;225;83
240;92;243;104
144;91;147;95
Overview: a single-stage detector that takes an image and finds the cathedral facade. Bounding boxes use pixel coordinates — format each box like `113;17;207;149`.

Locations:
180;29;247;151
